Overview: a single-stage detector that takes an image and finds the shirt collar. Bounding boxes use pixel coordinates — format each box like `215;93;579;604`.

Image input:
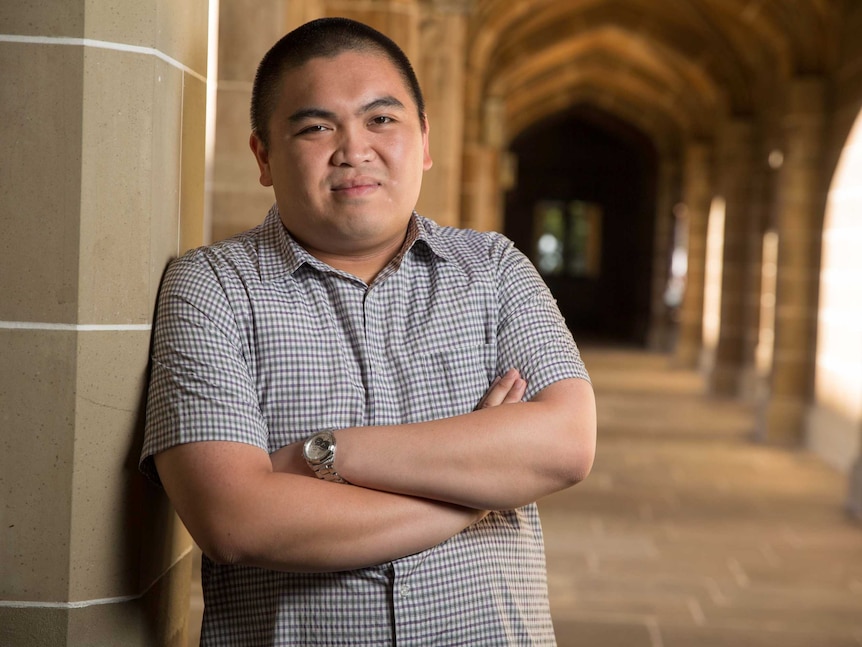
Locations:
257;205;307;283
410;213;454;263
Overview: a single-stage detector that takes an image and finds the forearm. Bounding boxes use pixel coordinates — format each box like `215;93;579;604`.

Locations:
156;442;484;573
237;476;483;573
333;377;596;510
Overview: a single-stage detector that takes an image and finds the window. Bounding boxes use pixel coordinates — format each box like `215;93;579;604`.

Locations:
533;200;602;277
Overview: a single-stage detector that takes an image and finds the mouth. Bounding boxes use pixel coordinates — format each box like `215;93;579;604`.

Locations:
331;177;381;193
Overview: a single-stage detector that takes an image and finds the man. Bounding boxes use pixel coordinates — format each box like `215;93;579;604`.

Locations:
142;16;596;646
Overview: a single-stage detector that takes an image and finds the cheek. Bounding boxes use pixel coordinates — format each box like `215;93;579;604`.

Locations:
283;144;327;173
390;140;427;177
281;157;324;193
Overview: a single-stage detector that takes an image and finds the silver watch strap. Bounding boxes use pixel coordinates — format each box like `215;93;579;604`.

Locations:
312;461;347;484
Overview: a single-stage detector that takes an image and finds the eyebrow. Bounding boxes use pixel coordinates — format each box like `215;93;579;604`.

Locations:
288;95;406;124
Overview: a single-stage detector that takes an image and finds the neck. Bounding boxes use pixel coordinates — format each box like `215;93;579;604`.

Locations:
302;233;410;284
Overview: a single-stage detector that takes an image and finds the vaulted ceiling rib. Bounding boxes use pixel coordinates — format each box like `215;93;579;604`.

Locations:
491;26;722;142
468;0;842;149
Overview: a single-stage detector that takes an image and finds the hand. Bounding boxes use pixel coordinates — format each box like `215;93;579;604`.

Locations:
475;368;526;410
270;439;312;476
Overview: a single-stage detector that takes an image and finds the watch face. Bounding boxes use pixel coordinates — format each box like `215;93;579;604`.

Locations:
305;434;333;462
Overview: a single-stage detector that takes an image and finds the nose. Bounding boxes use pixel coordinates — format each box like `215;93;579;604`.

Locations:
331;125;373;167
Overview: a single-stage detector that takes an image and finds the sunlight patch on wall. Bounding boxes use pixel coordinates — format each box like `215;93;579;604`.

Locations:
814;113;862;420
203;0;220;245
702;196;726;353
755;230;778;376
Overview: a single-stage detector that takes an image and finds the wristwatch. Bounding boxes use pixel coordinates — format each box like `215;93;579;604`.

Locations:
302;430;347;483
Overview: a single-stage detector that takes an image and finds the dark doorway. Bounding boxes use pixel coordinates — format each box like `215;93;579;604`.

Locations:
504;105;658;346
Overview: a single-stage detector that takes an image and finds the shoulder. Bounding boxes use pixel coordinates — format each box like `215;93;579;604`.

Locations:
162;225;265;296
414;216;552;310
414;214;521;271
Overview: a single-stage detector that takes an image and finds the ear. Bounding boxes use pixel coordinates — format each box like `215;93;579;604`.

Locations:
421;115;433;171
249;132;274;187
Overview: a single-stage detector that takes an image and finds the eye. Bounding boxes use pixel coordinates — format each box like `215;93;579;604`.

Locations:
370;115;394;126
297;124;329;135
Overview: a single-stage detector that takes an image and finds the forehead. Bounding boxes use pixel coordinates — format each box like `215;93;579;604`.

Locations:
276;50;416;111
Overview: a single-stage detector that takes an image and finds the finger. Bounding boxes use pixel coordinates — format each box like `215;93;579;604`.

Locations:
476;375;509;409
477;369;520;409
501;377;527;404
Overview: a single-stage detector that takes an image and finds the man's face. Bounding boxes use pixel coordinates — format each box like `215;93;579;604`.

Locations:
250;50;433;261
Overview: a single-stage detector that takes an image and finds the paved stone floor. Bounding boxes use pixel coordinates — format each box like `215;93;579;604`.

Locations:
188;346;862;646
546;347;862;647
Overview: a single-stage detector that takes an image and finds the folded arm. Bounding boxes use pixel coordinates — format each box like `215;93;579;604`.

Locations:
155;442;486;572
153;371;530;573
274;369;597;511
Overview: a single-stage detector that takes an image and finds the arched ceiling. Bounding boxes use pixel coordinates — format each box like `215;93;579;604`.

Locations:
466;0;843;148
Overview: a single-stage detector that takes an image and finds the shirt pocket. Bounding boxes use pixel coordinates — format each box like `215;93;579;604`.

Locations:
417;342;497;421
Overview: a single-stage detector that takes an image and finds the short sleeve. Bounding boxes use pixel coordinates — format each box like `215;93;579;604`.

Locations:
491;236;590;400
140;253;268;485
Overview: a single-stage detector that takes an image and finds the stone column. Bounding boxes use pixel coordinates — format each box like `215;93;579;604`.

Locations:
710;120;755;396
0;2;208;644
674;142;713;367
738;155;774;401
287;0;325;27
325;0;420;59
461;142;502;231
849;460;862;519
647;157;681;351
459;91;506;232
415;1;470;227
210;0;304;242
760;78;827;444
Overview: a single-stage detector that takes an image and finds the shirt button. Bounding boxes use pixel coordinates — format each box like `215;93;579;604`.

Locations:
399;584;411;597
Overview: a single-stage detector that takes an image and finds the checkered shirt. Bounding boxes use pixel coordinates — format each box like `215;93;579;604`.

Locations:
141;205;590;646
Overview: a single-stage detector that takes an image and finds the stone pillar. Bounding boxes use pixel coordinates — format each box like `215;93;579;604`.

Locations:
0;2;208;644
461;142;502;231
287;0;325;27
760;78;827;444
849;459;862;519
459;90;506;232
415;1;470;227
325;0;420;59
674;142;713;367
738;155;774;401
210;0;315;243
647;157;681;351
710;120;755;396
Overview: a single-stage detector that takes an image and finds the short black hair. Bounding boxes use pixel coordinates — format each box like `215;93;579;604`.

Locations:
250;17;426;149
